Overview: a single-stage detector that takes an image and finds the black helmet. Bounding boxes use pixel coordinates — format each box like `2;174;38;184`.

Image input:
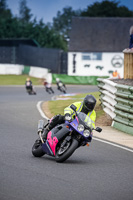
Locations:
82;95;96;114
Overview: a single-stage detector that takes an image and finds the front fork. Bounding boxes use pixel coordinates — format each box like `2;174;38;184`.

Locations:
74;133;91;147
38;131;44;144
60;135;72;148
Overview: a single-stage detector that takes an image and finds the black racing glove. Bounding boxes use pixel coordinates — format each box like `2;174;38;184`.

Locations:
65;113;72;121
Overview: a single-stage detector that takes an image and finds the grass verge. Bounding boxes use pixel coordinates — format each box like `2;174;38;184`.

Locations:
0;75;43;85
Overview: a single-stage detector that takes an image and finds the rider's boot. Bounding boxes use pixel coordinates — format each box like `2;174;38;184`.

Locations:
41;127;50;141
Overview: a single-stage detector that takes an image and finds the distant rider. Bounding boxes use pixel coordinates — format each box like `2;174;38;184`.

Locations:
43;79;54;94
56;78;66;91
25;77;33;91
25;77;36;94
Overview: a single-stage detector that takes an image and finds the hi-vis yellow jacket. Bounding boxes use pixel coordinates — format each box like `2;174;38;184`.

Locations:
64;101;96;129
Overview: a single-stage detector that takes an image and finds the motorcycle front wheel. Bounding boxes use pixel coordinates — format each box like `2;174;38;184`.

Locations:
32;140;45;157
60;87;66;94
55;139;79;163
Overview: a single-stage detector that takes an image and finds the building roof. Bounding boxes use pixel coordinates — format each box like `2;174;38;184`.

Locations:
0;39;40;47
68;17;133;52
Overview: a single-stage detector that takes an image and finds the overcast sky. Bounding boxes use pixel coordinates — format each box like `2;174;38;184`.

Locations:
6;0;133;24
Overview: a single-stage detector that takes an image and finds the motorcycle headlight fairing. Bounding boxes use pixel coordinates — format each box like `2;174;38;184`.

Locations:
77;124;84;132
83;129;91;137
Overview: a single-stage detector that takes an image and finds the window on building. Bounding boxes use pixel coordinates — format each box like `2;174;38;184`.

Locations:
82;53;102;60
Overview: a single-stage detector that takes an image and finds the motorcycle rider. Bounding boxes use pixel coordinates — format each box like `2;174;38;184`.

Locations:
43;79;54;94
25;77;33;91
38;94;96;142
25;77;36;94
56;78;66;91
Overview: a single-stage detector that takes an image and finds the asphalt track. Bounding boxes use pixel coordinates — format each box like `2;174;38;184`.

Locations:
0;85;133;200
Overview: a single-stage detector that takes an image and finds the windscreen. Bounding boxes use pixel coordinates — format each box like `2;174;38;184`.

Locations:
77;112;93;128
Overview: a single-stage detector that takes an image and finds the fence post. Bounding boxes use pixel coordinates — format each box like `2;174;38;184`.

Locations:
123;49;133;79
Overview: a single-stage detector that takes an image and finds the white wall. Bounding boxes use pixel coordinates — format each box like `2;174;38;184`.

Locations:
68;52;124;78
29;67;52;83
0;64;24;75
29;66;48;78
0;64;51;81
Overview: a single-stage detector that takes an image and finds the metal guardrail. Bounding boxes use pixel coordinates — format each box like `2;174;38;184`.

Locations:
97;78;133;135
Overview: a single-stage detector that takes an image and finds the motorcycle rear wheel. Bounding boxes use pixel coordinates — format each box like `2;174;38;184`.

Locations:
55;139;78;163
32;141;45;157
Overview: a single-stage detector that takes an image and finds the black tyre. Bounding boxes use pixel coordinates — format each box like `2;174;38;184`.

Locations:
55;139;79;163
32;141;45;157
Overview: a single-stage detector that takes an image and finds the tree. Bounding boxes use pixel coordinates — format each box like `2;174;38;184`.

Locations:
53;6;81;36
81;0;133;17
0;0;12;19
0;0;6;9
0;1;69;50
0;0;13;38
19;0;33;23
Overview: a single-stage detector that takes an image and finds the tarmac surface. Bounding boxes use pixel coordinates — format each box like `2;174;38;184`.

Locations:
93;126;133;149
0;86;133;200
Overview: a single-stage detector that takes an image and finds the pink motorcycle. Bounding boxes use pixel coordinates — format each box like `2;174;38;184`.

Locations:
32;105;102;163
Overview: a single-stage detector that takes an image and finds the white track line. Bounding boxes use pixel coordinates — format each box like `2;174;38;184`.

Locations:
36;101;49;120
37;101;133;153
93;137;133;153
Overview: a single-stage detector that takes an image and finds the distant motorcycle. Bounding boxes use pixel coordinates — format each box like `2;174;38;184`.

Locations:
32;104;102;163
58;82;66;94
26;86;36;95
58;86;66;94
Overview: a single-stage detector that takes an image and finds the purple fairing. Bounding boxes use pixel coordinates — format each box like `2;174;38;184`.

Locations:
42;131;58;156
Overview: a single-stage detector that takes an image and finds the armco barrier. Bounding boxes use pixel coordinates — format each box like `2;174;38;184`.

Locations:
0;64;24;75
97;78;133;135
0;64;49;79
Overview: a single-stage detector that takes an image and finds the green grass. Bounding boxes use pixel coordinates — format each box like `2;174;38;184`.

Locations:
48;92;104;120
0;75;43;85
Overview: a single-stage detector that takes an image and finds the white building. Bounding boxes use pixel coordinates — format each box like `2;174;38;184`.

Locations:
68;17;133;78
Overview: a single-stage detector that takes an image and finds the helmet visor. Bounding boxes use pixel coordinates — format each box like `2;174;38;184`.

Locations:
83;102;95;112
